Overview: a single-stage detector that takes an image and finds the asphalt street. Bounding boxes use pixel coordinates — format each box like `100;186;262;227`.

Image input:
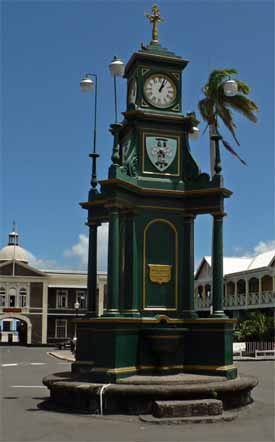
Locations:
0;346;274;442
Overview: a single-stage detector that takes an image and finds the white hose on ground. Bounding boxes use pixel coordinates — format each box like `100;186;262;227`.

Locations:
99;383;111;415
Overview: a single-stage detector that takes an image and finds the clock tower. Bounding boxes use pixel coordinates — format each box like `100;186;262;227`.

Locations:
74;5;237;383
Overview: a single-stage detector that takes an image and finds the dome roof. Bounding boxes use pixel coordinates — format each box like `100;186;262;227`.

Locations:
0;244;29;263
0;224;30;264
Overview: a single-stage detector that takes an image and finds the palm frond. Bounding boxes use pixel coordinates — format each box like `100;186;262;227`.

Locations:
198;98;215;124
202;124;209;136
224;94;259;123
236;80;250;95
206;69;239;97
221;138;247;166
216;100;240;145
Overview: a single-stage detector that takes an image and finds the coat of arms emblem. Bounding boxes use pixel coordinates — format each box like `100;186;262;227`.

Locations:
146;136;177;172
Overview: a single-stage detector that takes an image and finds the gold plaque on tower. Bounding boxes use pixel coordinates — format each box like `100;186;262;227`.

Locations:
148;264;172;284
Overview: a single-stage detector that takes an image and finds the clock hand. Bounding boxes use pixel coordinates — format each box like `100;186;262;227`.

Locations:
158;79;167;93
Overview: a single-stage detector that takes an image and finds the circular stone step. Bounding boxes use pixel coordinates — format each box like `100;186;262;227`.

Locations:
43;371;258;415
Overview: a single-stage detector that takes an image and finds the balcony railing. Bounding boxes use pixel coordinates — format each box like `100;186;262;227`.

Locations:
195;291;275;310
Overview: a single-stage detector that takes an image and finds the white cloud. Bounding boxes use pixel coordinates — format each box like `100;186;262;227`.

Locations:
64;234;88;267
64;223;109;271
233;239;275;258
253;240;275;255
27;251;57;270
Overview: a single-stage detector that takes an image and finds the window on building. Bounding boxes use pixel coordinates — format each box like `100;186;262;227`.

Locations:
205;284;211;298
237;279;246;294
76;291;87;309
3;320;11;332
249;277;259;293
56;290;68;308
198;285;203;297
19;288;27;307
0;287;6;307
8;287;17;307
55;319;67;338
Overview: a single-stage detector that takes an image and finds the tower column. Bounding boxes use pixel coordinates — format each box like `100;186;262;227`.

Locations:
87;222;99;315
130;211;139;314
181;215;197;318
105;207;120;315
211;214;227;318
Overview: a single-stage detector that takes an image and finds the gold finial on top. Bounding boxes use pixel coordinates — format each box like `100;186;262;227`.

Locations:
145;4;164;44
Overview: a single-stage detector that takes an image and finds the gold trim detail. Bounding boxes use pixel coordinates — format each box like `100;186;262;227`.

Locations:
142;132;180;176
184;364;237;371
149;264;172;284
190;328;234;333
171;104;180;112
142;307;177;311
84;363;236;375
143;219;178;311
90;366;137;374
138;205;220;213
146;335;182;340
171;73;180;80
76;315;236;325
97;178;232;198
141;67;150;76
141;98;149;107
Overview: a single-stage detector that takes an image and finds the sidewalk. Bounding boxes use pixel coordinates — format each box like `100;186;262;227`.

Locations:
48;349;274;364
48;350;75;362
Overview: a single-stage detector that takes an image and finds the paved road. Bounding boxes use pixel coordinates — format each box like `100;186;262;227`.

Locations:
0;346;274;442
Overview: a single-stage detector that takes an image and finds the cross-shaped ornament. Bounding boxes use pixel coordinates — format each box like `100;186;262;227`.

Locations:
145;4;164;44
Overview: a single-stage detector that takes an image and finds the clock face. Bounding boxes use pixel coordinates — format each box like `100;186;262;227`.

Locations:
128;78;137;104
144;74;177;109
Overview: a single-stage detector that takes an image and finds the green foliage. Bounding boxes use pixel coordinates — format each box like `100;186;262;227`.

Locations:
234;313;274;341
198;68;259;164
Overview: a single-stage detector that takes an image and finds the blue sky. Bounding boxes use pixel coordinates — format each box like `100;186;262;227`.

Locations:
1;0;274;271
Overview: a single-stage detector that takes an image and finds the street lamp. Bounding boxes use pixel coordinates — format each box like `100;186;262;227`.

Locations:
109;56;125;123
223;79;238;97
73;301;80;340
189;126;200;140
80;73;99;198
186;112;200;141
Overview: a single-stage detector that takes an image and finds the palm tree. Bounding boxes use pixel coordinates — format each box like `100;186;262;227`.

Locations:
198;69;259;177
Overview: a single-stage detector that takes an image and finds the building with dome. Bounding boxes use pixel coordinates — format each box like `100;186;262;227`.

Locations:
0;226;107;345
1;224;274;345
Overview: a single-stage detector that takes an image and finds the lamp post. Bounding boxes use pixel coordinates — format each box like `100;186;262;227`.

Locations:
80;73;99;199
109;56;125;123
73;301;80;339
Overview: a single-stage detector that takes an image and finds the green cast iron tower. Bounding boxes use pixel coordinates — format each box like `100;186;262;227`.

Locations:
73;5;237;382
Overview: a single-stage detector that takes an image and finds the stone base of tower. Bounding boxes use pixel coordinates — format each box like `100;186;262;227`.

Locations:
43;370;258;417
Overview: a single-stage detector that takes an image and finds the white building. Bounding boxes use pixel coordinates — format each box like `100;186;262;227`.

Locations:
195;250;275;318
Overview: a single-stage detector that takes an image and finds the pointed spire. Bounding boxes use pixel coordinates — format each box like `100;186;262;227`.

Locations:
8;221;19;246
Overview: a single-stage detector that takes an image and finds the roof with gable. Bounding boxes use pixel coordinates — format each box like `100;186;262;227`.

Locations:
247;250;275;270
196;249;275;279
